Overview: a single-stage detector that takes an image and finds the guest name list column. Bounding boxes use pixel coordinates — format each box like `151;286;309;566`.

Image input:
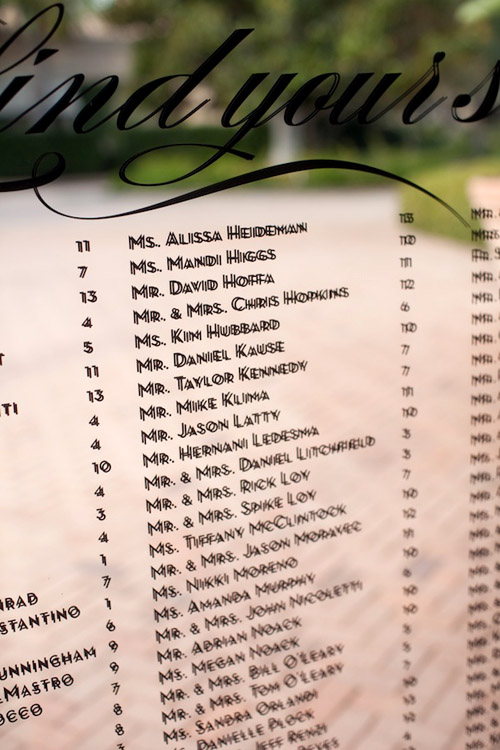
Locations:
128;219;366;750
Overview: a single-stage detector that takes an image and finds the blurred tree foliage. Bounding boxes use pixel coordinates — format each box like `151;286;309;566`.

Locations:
97;0;500;159
457;0;500;23
2;0;107;37
5;0;500;167
7;0;500;111
102;0;493;91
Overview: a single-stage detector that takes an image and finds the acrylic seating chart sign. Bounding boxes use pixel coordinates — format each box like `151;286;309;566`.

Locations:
1;3;500;749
